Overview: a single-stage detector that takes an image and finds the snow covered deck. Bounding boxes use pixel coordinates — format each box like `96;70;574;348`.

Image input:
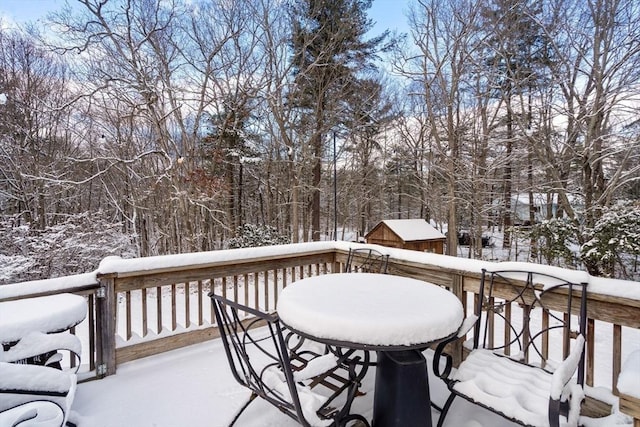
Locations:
71;337;637;427
71;338;525;427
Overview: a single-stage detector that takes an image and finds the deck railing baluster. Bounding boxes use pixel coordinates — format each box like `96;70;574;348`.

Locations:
185;282;190;328
142;288;148;337
210;278;215;325
274;269;279;308
243;274;249;306
233;275;238;304
487;296;495;349
197;280;204;326
88;293;96;371
125;291;132;341
156;286;162;334
613;324;622;394
264;270;269;312
223;277;228;301
587;318;595;386
504;302;511;356
541;309;549;368
253;273;259;311
171;284;177;331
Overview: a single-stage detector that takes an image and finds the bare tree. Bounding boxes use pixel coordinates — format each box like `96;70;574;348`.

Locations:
399;0;484;255
519;0;640;274
48;0;270;254
0;28;82;230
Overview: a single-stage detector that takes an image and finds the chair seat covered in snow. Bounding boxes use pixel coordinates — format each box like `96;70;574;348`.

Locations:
0;331;82;427
210;293;371;427
0;292;85;427
433;263;589;427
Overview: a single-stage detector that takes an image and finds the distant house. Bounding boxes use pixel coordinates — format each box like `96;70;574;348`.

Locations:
365;219;446;254
510;193;555;224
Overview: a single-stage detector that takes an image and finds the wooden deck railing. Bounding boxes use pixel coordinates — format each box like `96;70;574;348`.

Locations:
1;241;638;421
100;246;336;372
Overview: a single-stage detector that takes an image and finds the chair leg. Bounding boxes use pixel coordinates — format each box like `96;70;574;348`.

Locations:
436;393;457;427
338;413;370;427
229;393;258;427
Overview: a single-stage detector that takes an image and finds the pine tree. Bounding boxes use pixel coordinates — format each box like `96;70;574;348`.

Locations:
478;0;551;249
581;203;640;278
289;0;387;241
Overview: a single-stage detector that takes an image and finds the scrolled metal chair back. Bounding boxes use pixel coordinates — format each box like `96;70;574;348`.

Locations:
345;248;389;274
476;268;588;385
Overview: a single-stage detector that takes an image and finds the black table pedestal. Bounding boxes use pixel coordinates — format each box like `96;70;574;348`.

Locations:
373;349;432;427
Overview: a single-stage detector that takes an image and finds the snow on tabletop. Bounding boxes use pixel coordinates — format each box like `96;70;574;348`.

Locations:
617;350;640;398
0;293;86;343
457;314;479;338
277;273;464;347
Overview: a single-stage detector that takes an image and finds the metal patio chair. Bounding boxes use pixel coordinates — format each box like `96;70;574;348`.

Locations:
432;264;589;427
211;293;371;427
0;331;82;427
344;248;389;274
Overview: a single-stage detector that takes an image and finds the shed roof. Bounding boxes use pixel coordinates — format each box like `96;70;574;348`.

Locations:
369;219;445;242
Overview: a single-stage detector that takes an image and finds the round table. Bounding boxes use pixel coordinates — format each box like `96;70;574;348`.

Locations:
277;273;464;427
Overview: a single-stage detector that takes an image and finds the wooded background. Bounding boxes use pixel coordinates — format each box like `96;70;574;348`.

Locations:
1;0;639;282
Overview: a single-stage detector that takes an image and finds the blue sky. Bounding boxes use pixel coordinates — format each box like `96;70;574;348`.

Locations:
0;0;411;35
0;0;68;24
369;0;412;35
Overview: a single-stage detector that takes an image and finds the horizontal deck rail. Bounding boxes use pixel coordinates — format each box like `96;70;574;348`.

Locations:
1;241;638;422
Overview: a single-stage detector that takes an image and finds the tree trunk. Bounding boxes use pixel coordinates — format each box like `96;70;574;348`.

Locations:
502;105;513;250
311;132;322;241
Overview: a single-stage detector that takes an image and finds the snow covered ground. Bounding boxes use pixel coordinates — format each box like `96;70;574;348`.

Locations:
70;338;517;427
70;337;634;427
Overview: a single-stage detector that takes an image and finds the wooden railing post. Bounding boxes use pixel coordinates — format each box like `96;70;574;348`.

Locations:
96;276;117;377
451;274;464;367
